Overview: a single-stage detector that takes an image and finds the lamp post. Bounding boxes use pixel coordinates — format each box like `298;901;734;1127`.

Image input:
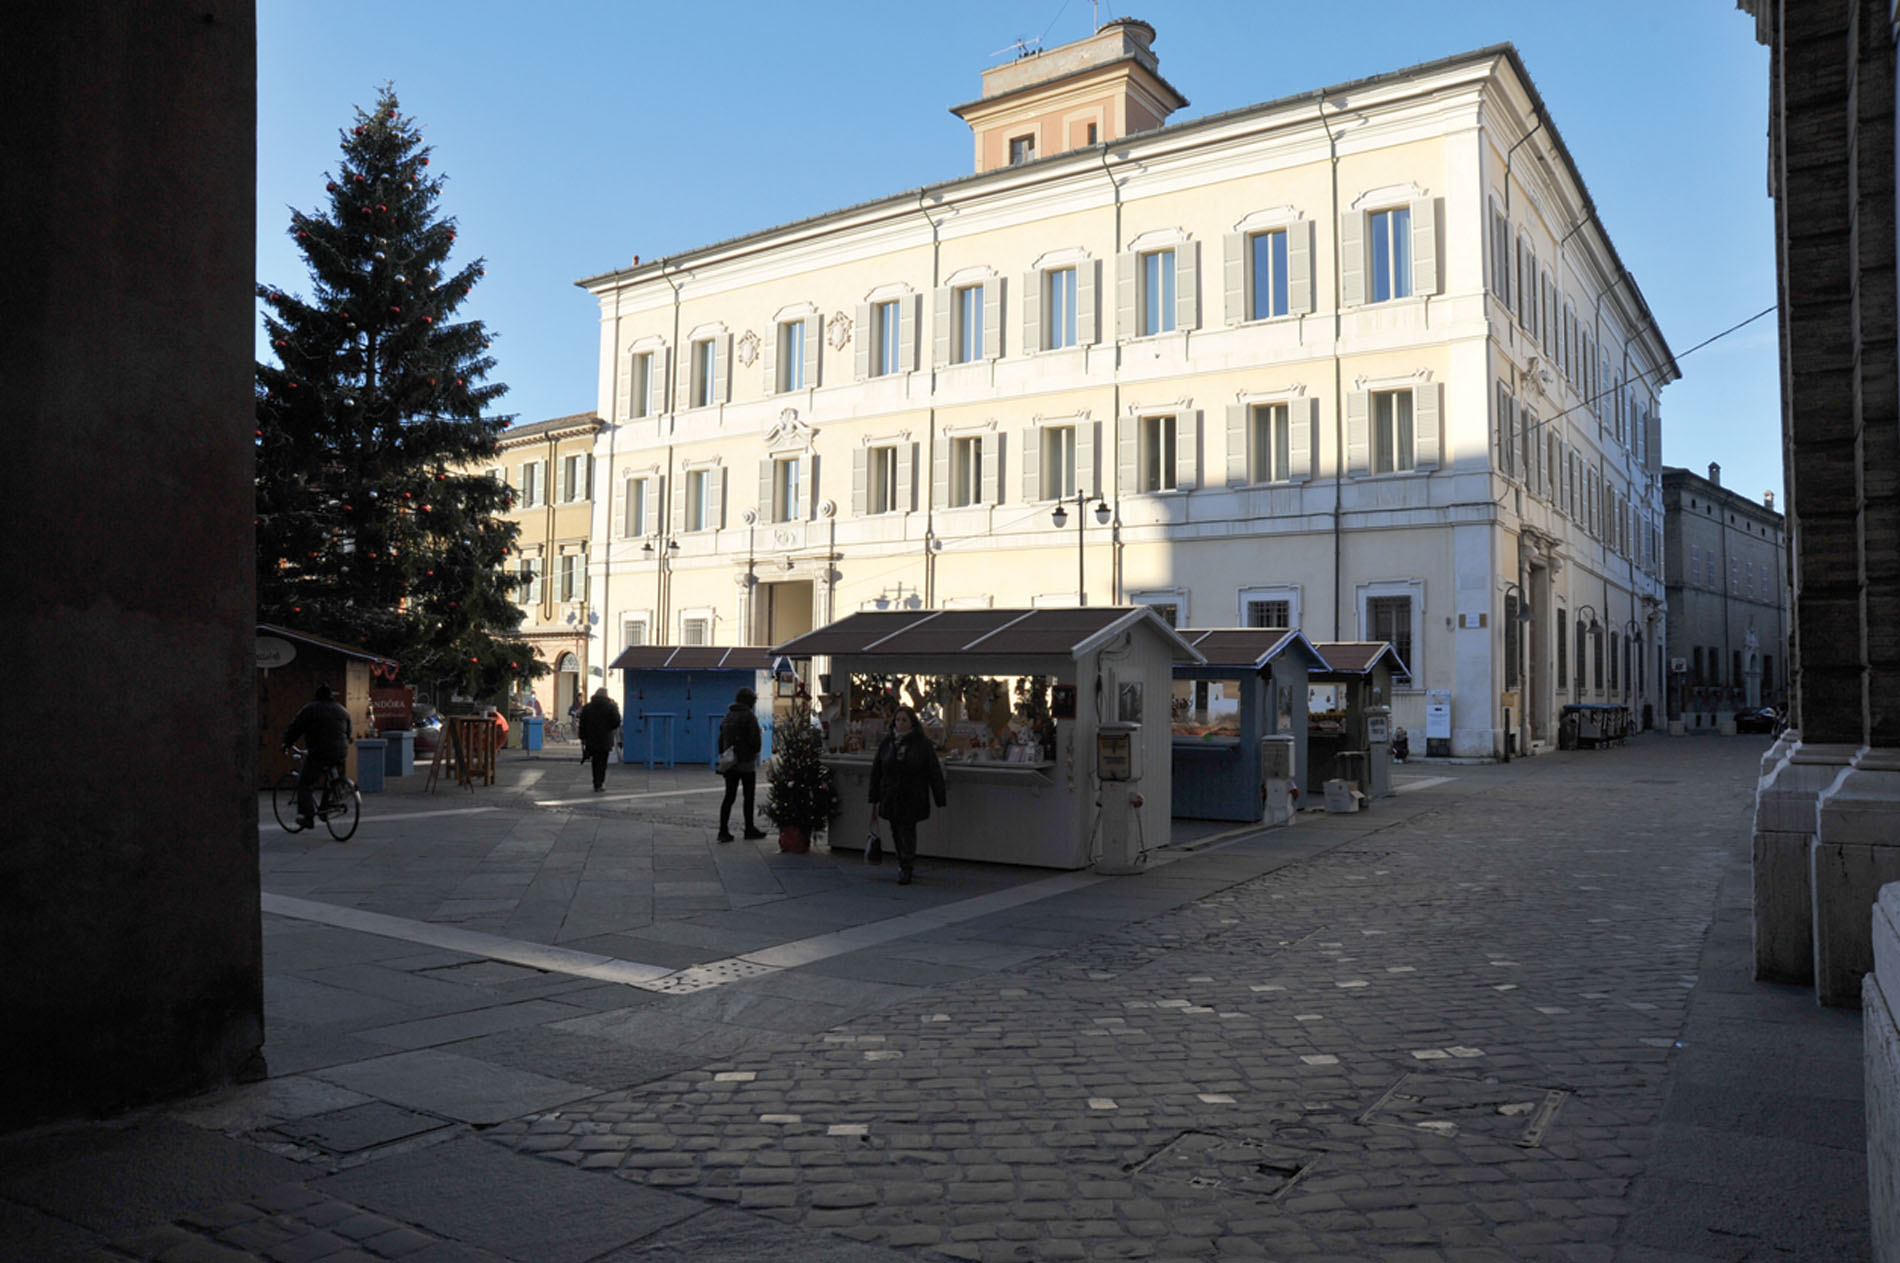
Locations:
1574;604;1599;696
1624;618;1642;708
643;535;679;642
1050;490;1110;606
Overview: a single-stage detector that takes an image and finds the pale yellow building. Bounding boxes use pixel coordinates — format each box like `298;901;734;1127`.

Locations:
486;413;604;718
579;22;1676;758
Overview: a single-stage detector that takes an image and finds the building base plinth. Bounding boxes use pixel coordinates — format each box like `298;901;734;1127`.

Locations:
1812;750;1900;1006
1754;742;1860;984
1867;884;1900;1257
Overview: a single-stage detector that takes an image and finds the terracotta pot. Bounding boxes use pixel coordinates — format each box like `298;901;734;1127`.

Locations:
777;826;810;854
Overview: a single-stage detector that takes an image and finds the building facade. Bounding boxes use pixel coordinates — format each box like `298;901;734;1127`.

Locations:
488;413;604;717
1661;463;1789;724
580;22;1676;758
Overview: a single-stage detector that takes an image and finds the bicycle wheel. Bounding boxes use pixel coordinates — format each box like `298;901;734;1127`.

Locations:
324;780;361;841
272;773;306;832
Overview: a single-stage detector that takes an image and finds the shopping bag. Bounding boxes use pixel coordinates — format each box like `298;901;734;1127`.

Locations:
716;746;737;774
865;828;884;865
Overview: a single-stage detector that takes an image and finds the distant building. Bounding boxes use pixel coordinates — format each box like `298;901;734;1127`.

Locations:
579;21;1676;758
1661;463;1788;724
484;413;604;716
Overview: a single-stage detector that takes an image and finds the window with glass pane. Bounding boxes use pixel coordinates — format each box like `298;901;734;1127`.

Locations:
1367;595;1412;678
952;436;983;507
518;558;541;605
954;285;983;363
1042;426;1077;499
1371;390;1415;474
691;338;716;407
868;446;898;514
1250;403;1289;483
1009;134;1035;165
1246;599;1290;629
629;352;651;418
686;470;710;531
623;619;646;650
1250;230;1288;319
874;300;901;376
1046;267;1077;349
682;618;708;646
1145;602;1179;628
1142;415;1177;491
1141;249;1176;334
1369;207;1413;302
623;478;646;537
564;454;588;502
560;553;578;601
777;320;805;391
773;457;801;522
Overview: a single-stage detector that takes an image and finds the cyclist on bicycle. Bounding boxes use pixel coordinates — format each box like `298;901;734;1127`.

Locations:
284;682;354;829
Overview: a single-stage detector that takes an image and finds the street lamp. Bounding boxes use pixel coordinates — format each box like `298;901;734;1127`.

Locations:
1624;618;1642;704
643;536;679;642
1050;491;1111;606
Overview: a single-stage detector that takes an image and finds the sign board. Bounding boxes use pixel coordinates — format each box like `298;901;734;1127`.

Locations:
370;686;416;732
1367;714;1390;744
255;636;296;670
1425;689;1452;740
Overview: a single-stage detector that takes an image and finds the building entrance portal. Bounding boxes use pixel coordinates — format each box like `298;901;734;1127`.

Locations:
759;580;814;647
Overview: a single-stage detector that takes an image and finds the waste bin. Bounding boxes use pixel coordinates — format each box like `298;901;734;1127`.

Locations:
523;716;544;753
383;729;414;777
355;738;387;793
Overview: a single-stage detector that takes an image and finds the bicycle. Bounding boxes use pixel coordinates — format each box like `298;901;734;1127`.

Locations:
272;748;361;841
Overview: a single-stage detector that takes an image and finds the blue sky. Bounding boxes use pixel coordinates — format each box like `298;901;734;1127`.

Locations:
258;1;1777;506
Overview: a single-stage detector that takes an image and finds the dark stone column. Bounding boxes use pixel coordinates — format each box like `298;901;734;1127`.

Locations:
0;3;262;1126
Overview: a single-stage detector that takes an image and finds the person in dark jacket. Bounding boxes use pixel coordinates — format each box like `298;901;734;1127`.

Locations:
716;687;767;842
868;705;947;885
577;688;622;792
284;682;354;828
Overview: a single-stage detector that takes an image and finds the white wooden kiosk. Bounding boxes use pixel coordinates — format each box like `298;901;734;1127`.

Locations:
773;607;1203;871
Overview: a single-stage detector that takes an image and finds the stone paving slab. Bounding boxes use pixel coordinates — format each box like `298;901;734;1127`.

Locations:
309;1049;598;1125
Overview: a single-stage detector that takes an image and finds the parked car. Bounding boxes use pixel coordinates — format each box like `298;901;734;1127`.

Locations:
1734;706;1782;735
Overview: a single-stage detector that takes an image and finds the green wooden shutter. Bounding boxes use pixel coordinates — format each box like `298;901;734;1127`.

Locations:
931;436;949;510
1223;232;1246;324
932;286;952;368
1289;220;1314;313
980;435;999;504
852;446;868;516
1409;197;1437;297
1345;391;1370;476
1115;252;1137;339
714;335;729;404
1021;271;1042;352
1116;415;1137;497
616;347;634;420
1076;258;1097;345
983;277;1003;359
1339;213;1365;307
759;460;774;522
707;465;723;530
1021;427;1041;501
854;303;872;379
895;441;913;513
1175;411;1200;491
805;454;819;519
554;455;568;504
1076;420;1096;497
1226;404;1248;485
1290;400;1315;482
1414;383;1441;471
898;295;918;373
1175;240;1199;331
670;470;687;536
804;314;822;389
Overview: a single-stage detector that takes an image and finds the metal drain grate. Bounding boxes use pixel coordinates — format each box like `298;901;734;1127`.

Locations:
1359;1073;1569;1146
1127;1131;1316;1200
636;958;780;993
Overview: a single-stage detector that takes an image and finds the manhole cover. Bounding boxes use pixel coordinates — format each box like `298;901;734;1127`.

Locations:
1360;1074;1568;1146
1128;1131;1315;1200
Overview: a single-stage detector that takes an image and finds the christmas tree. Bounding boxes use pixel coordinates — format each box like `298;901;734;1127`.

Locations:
256;86;537;700
762;712;840;837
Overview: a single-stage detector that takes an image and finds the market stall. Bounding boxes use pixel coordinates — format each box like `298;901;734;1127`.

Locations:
1170;629;1328;822
608;645;774;769
1306;641;1404;801
773;606;1203;871
255;624;396;787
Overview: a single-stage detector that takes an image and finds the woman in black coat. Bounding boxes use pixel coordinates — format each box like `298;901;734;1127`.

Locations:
868;705;946;885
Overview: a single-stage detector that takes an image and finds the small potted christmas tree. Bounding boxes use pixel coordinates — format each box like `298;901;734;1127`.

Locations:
762;712;839;853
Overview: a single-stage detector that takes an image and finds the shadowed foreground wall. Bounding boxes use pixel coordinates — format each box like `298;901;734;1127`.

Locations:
0;2;262;1127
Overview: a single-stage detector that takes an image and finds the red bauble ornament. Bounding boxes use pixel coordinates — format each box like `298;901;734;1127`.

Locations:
376;203;387;212
274;339;286;347
469;656;478;664
390;306;401;313
423;316;433;324
421;157;429;166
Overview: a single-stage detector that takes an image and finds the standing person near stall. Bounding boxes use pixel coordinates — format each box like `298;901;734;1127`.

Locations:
576;687;621;793
868;704;947;885
715;687;767;843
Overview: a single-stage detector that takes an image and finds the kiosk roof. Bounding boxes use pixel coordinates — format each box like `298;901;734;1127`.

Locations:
774;607;1203;662
607;645;775;671
1309;641;1406;675
1177;628;1328;671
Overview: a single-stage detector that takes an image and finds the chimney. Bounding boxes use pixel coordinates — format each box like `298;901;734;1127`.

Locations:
950;17;1189;173
1707;462;1721;486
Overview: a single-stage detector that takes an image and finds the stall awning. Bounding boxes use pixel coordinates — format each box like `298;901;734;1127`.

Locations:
1308;641;1406;676
773;607;1205;663
607;645;775;671
1177;628;1329;673
257;624;400;674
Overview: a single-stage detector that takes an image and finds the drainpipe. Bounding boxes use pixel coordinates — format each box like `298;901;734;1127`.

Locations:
598;288;623;676
1318;94;1344;639
918;191;944;608
660;261;684;641
1097;141;1124;603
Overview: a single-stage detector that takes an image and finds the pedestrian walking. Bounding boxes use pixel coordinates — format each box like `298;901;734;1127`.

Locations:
577;688;621;792
867;704;946;885
716;687;767;842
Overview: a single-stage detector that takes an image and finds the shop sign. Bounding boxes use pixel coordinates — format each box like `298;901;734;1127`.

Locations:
255;636;296;669
370;686;416;731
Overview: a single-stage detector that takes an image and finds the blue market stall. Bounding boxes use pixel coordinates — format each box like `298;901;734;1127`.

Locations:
607;646;773;769
1170;629;1327;822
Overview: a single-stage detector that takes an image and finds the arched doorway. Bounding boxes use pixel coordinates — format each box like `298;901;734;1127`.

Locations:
556;652;581;717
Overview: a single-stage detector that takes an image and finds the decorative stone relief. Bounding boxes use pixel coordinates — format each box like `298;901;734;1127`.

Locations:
828;311;853;350
736;330;760;368
764;408;817;453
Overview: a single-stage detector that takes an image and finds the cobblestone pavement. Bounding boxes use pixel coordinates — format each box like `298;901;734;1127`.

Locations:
484;740;1795;1260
